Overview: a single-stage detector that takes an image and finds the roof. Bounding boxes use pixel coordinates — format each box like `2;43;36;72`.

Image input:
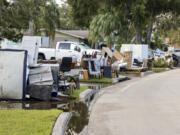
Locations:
56;30;89;39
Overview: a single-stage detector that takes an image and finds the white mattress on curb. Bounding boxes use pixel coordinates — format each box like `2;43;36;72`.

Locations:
0;50;27;100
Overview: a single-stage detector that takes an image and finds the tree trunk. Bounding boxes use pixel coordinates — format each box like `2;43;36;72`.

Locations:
147;14;154;45
136;27;142;44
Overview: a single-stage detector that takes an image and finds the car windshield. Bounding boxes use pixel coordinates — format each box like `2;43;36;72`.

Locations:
79;43;91;49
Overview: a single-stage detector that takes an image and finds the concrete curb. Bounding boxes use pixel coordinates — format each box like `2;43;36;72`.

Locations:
79;126;88;135
79;89;95;103
140;71;154;77
52;112;72;135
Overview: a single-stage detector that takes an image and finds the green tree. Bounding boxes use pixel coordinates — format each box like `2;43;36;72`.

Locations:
68;0;180;46
59;2;81;30
42;2;60;40
0;0;60;41
0;0;29;41
157;13;180;47
67;0;100;28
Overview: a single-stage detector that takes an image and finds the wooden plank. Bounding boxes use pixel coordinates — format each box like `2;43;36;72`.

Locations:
126;67;148;72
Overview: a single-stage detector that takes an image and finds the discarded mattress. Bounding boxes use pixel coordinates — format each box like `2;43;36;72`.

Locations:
121;44;148;60
0;49;27;100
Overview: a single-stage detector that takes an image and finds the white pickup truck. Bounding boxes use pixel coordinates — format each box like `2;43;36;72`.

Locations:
38;41;101;62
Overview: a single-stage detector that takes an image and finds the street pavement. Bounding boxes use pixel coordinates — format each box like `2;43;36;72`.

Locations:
88;69;180;135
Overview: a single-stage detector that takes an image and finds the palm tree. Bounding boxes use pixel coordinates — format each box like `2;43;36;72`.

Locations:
89;10;133;47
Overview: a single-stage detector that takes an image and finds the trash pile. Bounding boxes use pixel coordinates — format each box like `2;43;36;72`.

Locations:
0;36;80;101
79;44;149;80
0;36;179;101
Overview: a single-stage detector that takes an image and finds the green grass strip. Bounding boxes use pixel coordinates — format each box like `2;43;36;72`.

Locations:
71;86;88;99
80;78;113;84
152;68;167;72
0;110;62;135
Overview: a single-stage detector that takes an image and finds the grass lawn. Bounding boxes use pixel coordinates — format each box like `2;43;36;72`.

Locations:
80;78;113;84
152;68;167;72
0;110;62;135
71;86;88;99
64;86;88;102
122;71;141;74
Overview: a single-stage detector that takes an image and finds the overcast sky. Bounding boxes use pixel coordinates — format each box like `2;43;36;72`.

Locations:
55;0;65;6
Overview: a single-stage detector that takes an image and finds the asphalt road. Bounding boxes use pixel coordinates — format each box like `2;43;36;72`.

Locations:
88;69;180;135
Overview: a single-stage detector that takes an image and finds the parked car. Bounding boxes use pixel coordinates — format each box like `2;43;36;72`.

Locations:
173;49;180;56
172;49;180;67
38;41;101;62
77;42;101;55
38;42;82;63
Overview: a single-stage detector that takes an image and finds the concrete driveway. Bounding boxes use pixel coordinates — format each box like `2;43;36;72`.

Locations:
88;69;180;135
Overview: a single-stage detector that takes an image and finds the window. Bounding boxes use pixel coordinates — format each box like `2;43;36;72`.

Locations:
59;43;71;49
79;43;91;49
74;46;81;52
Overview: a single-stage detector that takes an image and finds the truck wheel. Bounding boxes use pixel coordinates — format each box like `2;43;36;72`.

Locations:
38;54;45;60
50;57;55;60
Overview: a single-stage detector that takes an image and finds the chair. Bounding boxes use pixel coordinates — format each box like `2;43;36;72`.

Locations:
88;59;101;78
60;57;72;73
51;57;72;92
59;57;72;91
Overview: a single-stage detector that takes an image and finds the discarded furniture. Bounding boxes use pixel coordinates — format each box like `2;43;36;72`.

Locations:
59;57;72;91
29;66;53;84
83;70;89;80
133;59;144;67
64;69;80;89
37;60;58;64
79;70;89;80
103;66;112;78
1;36;41;67
0;49;28;100
51;68;60;86
125;67;148;72
121;44;149;68
83;58;101;78
123;51;148;71
60;57;72;73
123;51;133;68
102;47;113;59
51;68;69;92
121;44;148;61
27;84;52;101
111;50;128;72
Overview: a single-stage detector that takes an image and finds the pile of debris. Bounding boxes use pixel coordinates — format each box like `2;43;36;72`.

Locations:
0;36;80;101
79;44;149;81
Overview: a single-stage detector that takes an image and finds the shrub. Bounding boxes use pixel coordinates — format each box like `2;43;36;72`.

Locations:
152;59;168;68
115;45;121;51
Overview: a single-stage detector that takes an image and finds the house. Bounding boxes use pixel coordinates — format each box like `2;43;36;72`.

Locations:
48;30;89;48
